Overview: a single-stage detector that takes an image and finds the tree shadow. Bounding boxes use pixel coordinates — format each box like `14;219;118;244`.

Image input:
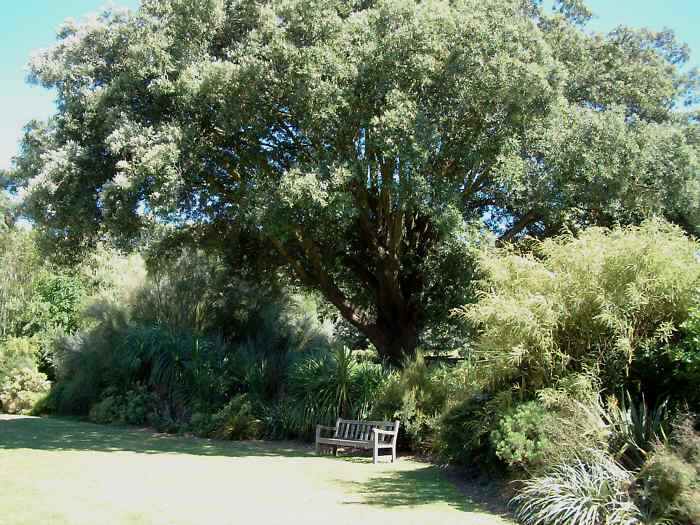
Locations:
0;416;314;458
336;466;482;513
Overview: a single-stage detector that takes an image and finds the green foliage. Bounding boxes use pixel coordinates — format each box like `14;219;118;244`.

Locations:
491;402;558;474
88;386;157;425
635;446;699;524
455;220;700;394
284;347;391;438
606;393;670;470
636;306;700;412
0;367;51;415
371;354;471;451
0;337;39;382
25;272;84;334
15;0;699;363
0;229;40;339
209;395;262;441
511;452;641;525
436;394;503;466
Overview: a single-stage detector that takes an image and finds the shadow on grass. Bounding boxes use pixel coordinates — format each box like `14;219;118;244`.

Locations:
337;466;481;513
0;416;313;458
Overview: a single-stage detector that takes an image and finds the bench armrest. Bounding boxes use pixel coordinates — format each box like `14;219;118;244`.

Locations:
316;425;336;438
372;428;398;445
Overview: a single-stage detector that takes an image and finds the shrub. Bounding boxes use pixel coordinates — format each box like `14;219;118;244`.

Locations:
491;401;558;474
371;354;471;452
454;219;700;395
512;452;640;525
635;447;699;524
0;367;50;414
634;417;700;524
0;337;39;381
636;306;700;413
210;395;262;441
88;386;157;425
436;394;501;466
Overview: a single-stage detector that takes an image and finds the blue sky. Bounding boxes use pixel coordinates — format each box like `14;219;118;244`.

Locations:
1;0;699;169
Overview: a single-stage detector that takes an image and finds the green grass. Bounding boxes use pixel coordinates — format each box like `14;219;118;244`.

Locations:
0;415;512;525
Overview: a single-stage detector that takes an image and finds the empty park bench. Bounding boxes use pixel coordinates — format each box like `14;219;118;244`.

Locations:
315;419;400;464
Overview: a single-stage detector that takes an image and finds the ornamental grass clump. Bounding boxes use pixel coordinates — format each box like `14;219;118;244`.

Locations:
511;452;640;525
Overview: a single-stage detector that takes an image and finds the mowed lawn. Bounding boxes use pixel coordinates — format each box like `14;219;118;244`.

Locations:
0;415;511;525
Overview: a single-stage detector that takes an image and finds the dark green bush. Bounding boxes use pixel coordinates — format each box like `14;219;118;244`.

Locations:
435;395;497;466
284;347;391;438
88;386;157;425
210;395;262;441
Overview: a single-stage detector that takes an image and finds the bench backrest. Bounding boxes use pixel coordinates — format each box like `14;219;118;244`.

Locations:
334;419;399;443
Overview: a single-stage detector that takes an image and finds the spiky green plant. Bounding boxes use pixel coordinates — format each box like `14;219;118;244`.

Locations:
606;392;669;470
511;452;640;525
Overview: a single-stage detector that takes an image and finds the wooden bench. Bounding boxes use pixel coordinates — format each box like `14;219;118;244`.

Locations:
315;418;400;464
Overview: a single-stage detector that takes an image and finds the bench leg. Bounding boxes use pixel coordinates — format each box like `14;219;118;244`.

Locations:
373;440;378;464
392;443;396;463
333;445;338;457
315;441;320;454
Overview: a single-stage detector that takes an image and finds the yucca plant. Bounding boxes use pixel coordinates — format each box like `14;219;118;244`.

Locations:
512;452;640;525
606;392;669;470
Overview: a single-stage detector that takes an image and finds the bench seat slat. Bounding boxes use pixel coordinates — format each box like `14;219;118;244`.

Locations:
317;438;394;448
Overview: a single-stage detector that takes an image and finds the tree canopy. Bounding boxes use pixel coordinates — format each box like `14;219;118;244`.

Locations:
11;0;700;363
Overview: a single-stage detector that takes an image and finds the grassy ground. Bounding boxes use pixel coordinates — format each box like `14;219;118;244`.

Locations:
0;415;512;525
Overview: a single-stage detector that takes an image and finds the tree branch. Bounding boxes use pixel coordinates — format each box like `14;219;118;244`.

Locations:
496;210;540;246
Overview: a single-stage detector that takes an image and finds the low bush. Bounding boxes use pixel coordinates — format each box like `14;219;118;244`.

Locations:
0;367;50;414
491;401;558;474
634;417;700;524
210;395;262;441
635;447;699;524
436;394;500;467
511;452;640;525
0;337;39;381
88;386;157;425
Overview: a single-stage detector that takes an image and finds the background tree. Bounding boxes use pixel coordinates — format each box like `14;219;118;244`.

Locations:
12;0;699;364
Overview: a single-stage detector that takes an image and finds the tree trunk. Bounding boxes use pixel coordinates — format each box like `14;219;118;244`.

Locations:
362;316;420;367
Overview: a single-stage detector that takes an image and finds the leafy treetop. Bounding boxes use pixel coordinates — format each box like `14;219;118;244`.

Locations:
11;0;700;363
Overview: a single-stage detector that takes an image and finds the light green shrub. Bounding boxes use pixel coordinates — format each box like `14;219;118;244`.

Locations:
0;367;51;414
634;418;700;524
371;354;472;452
454;219;700;394
0;337;39;381
491;401;558;473
635;447;699;524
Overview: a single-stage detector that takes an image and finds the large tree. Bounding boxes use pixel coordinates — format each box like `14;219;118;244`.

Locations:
12;0;699;364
